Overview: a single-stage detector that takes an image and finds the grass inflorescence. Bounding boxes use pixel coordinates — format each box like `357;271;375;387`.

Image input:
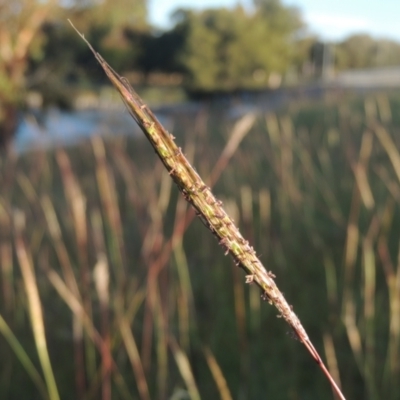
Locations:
70;22;344;399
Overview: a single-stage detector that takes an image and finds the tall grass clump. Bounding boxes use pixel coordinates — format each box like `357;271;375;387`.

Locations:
1;28;400;400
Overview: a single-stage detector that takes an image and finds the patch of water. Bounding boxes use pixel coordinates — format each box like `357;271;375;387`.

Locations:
13;107;172;153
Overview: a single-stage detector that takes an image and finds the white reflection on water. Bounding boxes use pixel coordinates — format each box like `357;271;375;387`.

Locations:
13;107;172;153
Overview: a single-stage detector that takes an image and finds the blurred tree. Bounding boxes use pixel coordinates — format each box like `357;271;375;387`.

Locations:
168;0;303;92
292;36;318;78
82;0;148;72
373;39;400;66
30;0;148;85
28;21;110;107
0;0;149;148
335;34;376;70
255;0;302;36
88;0;147;29
0;0;58;148
124;27;185;76
335;34;400;70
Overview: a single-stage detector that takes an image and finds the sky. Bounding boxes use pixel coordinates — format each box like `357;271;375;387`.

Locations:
148;0;400;42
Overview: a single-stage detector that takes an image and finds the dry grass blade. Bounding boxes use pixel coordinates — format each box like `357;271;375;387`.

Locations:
92;136;127;285
69;21;346;400
375;125;400;184
322;332;342;394
352;131;375;210
173;238;194;351
55;148;89;398
56;149;88;261
209;113;256;185
116;302;151;400
169;336;201;400
44;266;134;400
203;346;233;400
0;240;13;314
93;255;112;400
41;195;80;296
43;265;101;351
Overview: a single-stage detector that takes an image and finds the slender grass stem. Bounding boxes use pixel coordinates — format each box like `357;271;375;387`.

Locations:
69;20;346;400
0;313;48;399
14;213;60;400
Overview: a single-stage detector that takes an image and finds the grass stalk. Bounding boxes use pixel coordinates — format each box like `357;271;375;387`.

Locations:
173;238;194;351
374;125;400;184
0;312;48;399
115;296;150;400
0;241;14;315
13;212;60;400
93;255;112;400
203;346;233;400
154;285;168;400
92;136;127;286
169;336;200;400
40;195;80;297
55;149;89;398
42;260;134;400
70;21;346;400
322;332;342;398
363;236;378;399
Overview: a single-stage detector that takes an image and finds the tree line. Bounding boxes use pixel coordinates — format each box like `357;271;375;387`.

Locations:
2;0;400;147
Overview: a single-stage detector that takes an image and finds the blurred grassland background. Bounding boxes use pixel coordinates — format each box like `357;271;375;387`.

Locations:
2;1;400;400
3;92;400;399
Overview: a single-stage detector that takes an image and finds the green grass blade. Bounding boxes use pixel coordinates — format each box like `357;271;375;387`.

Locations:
0;313;48;399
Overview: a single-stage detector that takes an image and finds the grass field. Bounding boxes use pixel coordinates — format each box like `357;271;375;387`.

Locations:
1;90;400;399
